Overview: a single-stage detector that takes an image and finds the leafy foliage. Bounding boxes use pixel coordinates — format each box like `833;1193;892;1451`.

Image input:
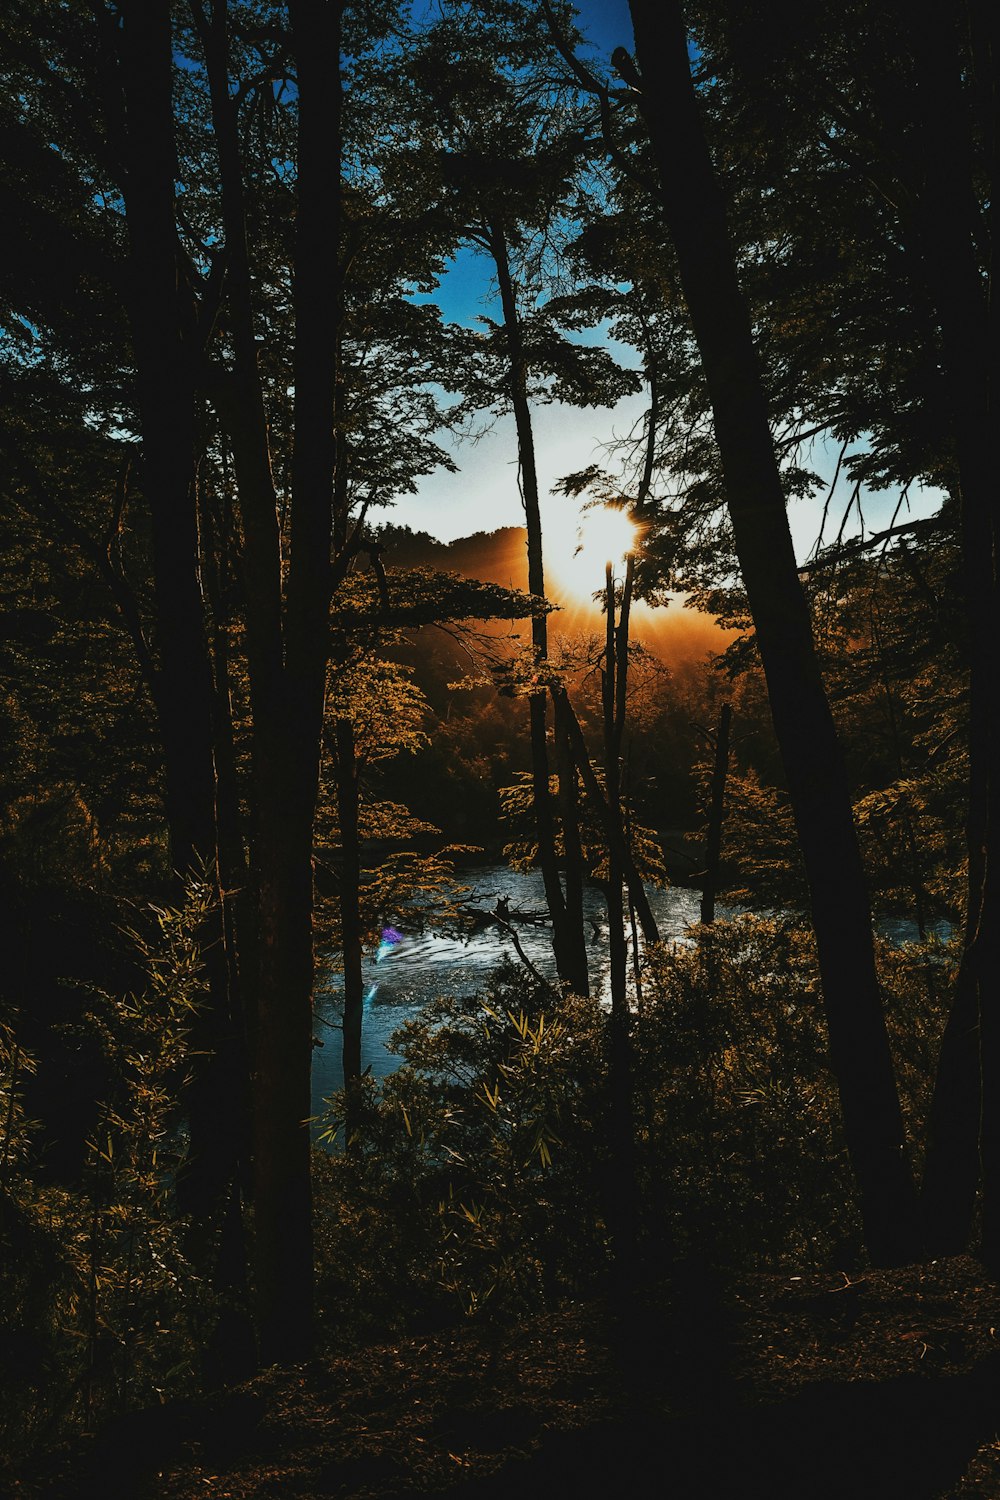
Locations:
311;919;952;1346
499;768;667;892
314;962;608;1337
0;0;983;1435
329;567;545;631
0;880;219;1460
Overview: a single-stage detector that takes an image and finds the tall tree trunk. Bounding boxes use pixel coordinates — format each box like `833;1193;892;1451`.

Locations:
199;474;256;1047
601;563;638;1279
603;562;629;1015
246;0;345;1364
333;715;365;1146
627;0;920;1264
252;772;317;1361
490;223;589;992
557;689;660;946
700;703;731;927
193;0;318;1361
554;693;590;996
117;0;240;1248
899;0;999;1258
119;0;217;885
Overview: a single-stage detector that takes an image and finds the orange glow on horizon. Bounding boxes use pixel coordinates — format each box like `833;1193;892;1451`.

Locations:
548;504;638;607
426;518;736;666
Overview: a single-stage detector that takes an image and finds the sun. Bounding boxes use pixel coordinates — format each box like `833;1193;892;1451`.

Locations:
576;505;637;567
546;503;638;608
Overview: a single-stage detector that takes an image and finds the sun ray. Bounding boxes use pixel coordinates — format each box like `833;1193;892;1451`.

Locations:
545;502;637;607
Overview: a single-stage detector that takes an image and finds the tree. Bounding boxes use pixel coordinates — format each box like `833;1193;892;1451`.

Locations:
615;0;921;1263
323;566;546;1137
110;1;250;1306
402;2;644;994
673;0;994;1262
187;0;478;1356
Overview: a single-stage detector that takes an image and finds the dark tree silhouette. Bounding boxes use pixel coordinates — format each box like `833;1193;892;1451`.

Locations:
626;0;921;1264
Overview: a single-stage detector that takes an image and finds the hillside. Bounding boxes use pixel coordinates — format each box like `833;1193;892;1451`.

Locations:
372;524;732;666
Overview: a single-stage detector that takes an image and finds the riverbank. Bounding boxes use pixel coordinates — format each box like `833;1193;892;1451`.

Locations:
19;1256;1000;1499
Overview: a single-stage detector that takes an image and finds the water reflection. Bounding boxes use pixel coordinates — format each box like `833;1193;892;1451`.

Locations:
311;863;946;1120
311;864;709;1113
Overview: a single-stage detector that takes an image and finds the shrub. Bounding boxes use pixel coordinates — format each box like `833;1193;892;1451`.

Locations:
314;920;953;1338
0;878;219;1463
635;916;952;1269
314;961;609;1339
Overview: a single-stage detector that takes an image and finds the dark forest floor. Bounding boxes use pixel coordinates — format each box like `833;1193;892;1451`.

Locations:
13;1256;1000;1499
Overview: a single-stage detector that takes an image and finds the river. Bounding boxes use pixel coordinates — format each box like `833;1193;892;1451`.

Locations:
310;863;940;1120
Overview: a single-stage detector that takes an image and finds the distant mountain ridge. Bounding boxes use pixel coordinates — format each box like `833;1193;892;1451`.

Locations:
372;522;730;665
374;524;529;590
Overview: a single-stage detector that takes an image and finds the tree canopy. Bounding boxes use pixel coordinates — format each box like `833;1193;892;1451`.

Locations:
1;0;995;1476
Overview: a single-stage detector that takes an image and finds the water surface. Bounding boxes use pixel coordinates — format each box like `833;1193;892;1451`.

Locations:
312;865;714;1113
311;863;942;1119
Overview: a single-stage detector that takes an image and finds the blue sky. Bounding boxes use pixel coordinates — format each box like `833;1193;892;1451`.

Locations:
395;1;641;551
574;0;634;58
392;1;941;563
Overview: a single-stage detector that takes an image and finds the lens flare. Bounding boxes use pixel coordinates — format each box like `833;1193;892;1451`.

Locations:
375;926;404;965
576;505;637;568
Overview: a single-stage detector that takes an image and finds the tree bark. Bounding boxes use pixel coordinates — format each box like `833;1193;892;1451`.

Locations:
245;0;345;1364
603;562;629;1016
203;0;345;1362
557;688;660;946
700;703;731;927
601;563;638;1281
627;0;920;1264
117;0;241;1255
119;0;217;885
194;0;309;1361
333;715;365;1147
490;223;589;993
896;0;999;1259
554;692;590;996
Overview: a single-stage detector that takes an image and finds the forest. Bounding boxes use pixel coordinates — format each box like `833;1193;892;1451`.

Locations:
1;0;997;1494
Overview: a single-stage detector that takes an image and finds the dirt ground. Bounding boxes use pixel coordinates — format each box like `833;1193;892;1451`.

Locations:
14;1256;1000;1499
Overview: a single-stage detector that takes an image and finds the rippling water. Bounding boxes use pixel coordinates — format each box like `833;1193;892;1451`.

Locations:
310;863;942;1120
311;865;714;1114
